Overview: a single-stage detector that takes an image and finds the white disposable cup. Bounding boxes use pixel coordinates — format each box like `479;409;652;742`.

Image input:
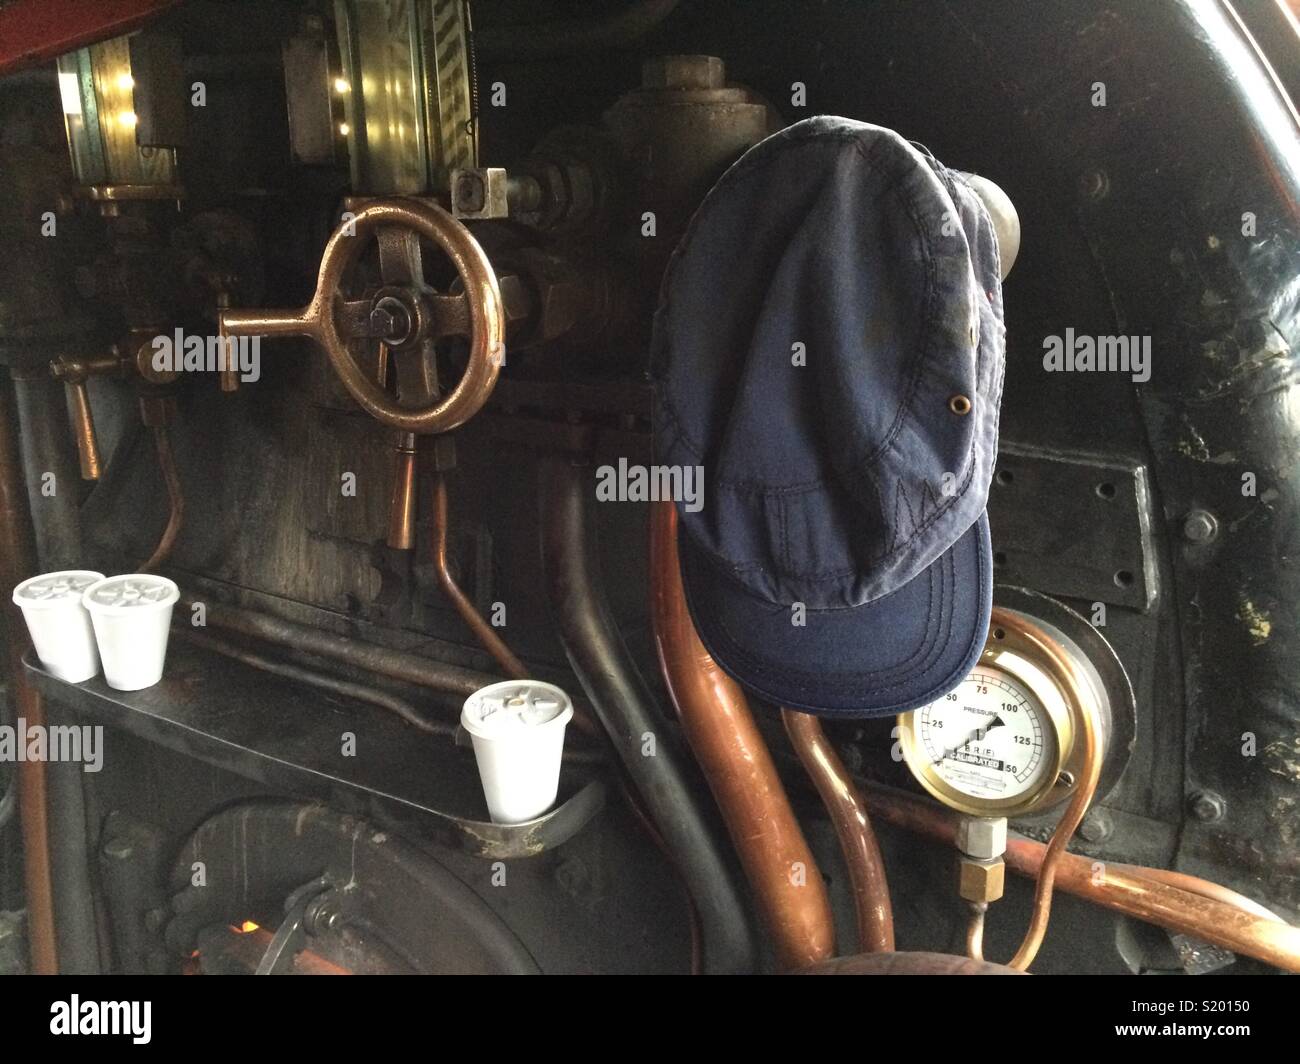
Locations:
82;574;179;691
461;680;574;824
12;570;105;683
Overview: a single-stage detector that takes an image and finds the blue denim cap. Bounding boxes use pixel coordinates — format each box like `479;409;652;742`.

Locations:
651;116;1006;718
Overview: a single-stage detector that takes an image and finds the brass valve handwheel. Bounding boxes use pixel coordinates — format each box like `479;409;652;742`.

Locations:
218;198;504;435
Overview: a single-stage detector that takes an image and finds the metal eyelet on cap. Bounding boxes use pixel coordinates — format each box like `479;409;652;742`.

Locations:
949;394;972;416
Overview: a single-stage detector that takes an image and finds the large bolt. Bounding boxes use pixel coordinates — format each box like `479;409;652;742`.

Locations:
370;296;412;345
304;894;342;934
1182;509;1219;544
1077;808;1113;844
1188;790;1226;823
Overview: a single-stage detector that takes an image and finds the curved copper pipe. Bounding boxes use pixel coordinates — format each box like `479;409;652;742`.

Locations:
650;500;834;970
431;471;527;680
782;708;894;953
141;422;184;572
991;606;1103;969
860;782;1300;973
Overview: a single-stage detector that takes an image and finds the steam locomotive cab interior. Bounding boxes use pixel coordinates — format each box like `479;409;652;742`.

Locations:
0;0;1298;980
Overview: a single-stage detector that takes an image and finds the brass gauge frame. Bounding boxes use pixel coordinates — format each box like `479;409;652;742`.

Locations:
897;606;1104;819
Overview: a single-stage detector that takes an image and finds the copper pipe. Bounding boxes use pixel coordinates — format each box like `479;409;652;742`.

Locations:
782;708;894;952
799;949;1024;975
995;606;1103;969
141;421;184;572
1109;863;1288;923
860;782;1300;973
0;377;57;973
216;292;240;393
431;471;528;680
650;499;834;970
965;902;987;961
386;432;418;551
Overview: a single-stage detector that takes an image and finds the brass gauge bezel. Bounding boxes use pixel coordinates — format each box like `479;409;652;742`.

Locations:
897;607;1099;819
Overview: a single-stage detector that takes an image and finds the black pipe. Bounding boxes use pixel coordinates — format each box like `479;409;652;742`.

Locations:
175;628;456;738
183;597;504;704
536;454;757;974
41;702;102;974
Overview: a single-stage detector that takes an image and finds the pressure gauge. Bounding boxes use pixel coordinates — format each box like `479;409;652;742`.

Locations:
898;606;1112;819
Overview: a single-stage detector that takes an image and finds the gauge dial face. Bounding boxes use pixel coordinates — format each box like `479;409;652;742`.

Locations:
915;669;1056;803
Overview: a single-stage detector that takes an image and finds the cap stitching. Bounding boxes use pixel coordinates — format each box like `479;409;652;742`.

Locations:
685;517;988;711
691;529;954;690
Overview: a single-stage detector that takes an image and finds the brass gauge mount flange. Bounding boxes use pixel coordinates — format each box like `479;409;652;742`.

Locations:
897;606;1113;819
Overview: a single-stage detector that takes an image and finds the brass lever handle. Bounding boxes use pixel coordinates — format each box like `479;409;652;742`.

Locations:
219;198;504;435
65;377;101;480
50;354;126;481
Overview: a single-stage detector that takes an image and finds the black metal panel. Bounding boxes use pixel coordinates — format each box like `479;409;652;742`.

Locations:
988;443;1158;611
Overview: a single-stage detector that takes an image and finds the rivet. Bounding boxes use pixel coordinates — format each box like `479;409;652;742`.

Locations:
949;394;972;416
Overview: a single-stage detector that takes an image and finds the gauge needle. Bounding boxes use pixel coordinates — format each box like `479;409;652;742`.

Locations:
935;715;1005;764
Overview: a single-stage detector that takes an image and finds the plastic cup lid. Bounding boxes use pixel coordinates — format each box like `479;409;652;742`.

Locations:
82;574;180;614
461;680;574;740
13;570;105;609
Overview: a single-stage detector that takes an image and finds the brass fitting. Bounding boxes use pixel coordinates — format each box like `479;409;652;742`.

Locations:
959;855;1006;904
386;432;419;551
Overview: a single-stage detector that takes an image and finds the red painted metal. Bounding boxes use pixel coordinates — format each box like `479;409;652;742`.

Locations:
0;0;179;76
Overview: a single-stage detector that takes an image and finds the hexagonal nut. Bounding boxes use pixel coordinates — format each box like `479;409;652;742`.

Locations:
496;272;535;331
536;278;588;344
959;856;1006;904
641;55;725;91
956;816;1007;860
450;167;509;220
